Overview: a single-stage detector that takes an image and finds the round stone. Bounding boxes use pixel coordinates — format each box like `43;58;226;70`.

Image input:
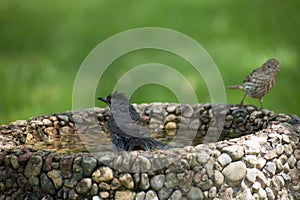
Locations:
119;173;134;189
145;190;159;200
92;167;113;183
209;187;217;198
169;190;182;200
90;183;98;196
222;161;246;186
165;122;177;129
136;192;146;200
214;170;224;186
42;119;53;126
40;173;55;195
115;191;135;200
165;173;178;189
47;170;63;189
150;175;165;191
139;156;151;172
75;178;92;194
246;168;258;183
158;187;173;200
187;187;203;200
24;155;43;178
222;145;245;161
81;156;97;176
139;173;150;190
182;105;194;118
264;162;276;175
218;153;232;167
10;155;19;169
166;104;179;113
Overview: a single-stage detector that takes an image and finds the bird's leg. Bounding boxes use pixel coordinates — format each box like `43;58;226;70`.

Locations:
259;98;263;110
239;94;247;106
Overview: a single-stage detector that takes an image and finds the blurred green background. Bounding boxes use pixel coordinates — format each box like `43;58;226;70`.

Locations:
1;0;299;124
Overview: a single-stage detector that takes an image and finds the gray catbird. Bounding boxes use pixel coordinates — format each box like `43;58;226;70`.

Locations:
98;91;165;151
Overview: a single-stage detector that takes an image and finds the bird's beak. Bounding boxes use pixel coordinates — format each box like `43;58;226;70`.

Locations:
97;97;108;103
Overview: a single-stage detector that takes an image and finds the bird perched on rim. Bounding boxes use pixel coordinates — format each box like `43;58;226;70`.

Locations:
227;58;280;109
98;91;166;151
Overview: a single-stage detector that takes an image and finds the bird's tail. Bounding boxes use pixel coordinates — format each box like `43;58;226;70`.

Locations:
227;85;242;89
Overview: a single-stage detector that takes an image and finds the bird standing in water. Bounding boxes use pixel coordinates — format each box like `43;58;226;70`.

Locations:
228;58;280;109
98;91;165;151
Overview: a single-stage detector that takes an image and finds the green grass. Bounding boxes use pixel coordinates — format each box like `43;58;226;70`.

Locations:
1;0;300;124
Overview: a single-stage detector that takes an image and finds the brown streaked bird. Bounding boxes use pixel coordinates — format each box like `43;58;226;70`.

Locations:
228;58;280;109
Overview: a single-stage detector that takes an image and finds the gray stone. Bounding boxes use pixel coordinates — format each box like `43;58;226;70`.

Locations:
75;178;92;194
119;173;134;189
29;176;39;186
139;155;151;172
264;149;278;160
42;119;53;126
272;175;284;191
47;170;62;189
218;153;232;167
40;173;55;195
57;114;69;122
115;191;135;200
165;173;178;189
81;156;97;176
24;155;43;178
197;152;210;165
284;144;293;156
287;155;297;168
246;168;258;183
214;170;224;186
165;114;178;122
256;170;268;187
92;196;102;200
145;190;159;200
205;158;214;178
276;144;284;155
150;175;165;191
140;173;150;190
90;183;98;196
208;187;217;198
10;120;27;126
92;167;113;183
243;140;260;154
256;157;267;169
10;155;19;169
274;158;284;172
73;157;82;172
68;189;79;200
264;161;276;175
158;187;173;200
258;188;267;199
136;191;146;200
182;105;194;118
265;187;275;200
222;161;246;186
169;190;182;200
222;145;244;161
166;104;179;113
187;187;203;200
252;181;261;191
99;192;110;199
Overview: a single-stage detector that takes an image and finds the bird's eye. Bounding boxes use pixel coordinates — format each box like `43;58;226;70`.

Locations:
267;65;271;68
